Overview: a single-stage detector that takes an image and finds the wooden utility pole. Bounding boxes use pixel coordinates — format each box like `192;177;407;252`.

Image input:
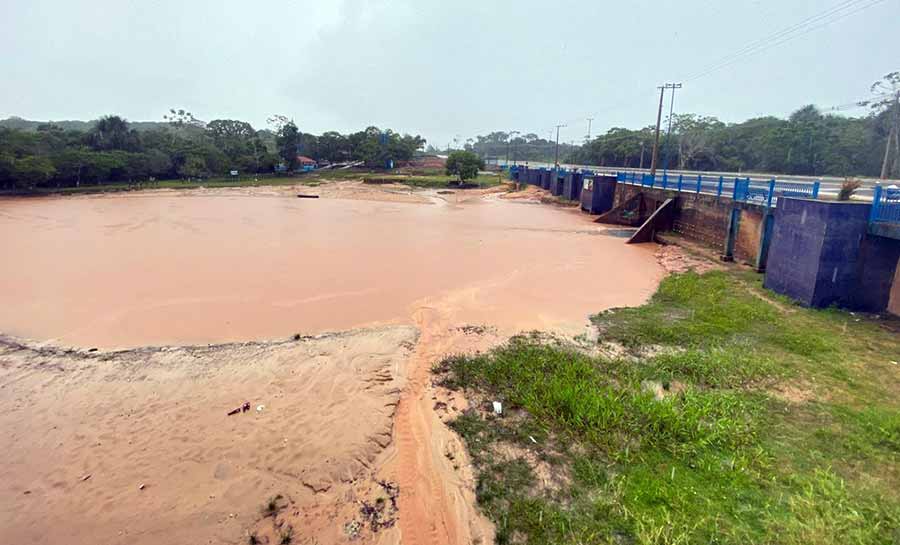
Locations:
649;86;666;177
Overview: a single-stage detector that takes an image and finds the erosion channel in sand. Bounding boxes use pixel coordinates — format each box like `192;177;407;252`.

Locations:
0;183;664;545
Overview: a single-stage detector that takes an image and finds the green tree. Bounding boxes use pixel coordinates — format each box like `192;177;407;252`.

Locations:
178;155;208;178
446;150;484;183
276;121;301;170
317;131;349;163
205;119;254;140
863;72;900;179
12;156;56;188
87;115;141;151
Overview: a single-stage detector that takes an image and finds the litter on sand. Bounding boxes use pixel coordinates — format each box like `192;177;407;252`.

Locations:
492;401;502;415
256;405;265;412
227;401;252;416
296;194;320;199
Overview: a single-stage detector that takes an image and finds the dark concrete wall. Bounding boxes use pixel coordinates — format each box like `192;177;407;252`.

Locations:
764;198;900;312
580;175;617;214
563;172;583;201
550;171;565;195
589;184;900;314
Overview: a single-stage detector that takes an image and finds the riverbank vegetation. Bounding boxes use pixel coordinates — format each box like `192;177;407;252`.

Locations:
0;113;425;191
435;270;900;545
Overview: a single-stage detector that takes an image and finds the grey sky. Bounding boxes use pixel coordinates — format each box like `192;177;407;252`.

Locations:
2;0;897;147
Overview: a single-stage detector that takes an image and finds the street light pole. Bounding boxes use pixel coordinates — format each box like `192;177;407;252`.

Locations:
586;117;594;143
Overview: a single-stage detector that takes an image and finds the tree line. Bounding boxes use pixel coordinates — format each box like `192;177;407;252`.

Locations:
565;104;898;178
448;132;578;165
0;111;426;190
468;73;900;179
462;104;897;178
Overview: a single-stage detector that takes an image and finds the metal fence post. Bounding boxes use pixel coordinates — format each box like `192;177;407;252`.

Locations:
812;180;820;199
870;185;882;223
732;178;740;200
696;174;702;193
717;176;724;197
662;172;669;189
766;179;776;208
676;174;682;192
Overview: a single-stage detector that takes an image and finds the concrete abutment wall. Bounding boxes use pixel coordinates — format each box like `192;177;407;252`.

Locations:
594;180;900;315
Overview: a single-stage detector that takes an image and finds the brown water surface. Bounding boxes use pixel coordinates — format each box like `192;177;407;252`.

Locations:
0;190;662;348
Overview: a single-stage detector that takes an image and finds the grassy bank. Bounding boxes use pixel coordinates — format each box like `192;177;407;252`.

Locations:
0;168;504;196
435;271;900;545
0;175;318;196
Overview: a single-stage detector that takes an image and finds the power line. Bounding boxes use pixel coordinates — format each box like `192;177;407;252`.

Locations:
687;0;863;76
683;0;887;82
820;92;893;112
684;0;871;81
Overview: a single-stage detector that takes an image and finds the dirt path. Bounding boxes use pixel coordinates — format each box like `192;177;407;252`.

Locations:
394;307;493;545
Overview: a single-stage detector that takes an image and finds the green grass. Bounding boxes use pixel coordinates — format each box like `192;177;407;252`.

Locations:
4;174;320;196
435;271;900;545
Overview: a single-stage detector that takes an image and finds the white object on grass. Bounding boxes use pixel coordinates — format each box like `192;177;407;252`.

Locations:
492;401;502;415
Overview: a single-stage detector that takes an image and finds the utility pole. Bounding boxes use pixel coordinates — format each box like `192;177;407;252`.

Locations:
661;83;682;174
881;91;900;179
554;124;567;167
649;83;681;177
639;141;646;169
586;117;594;143
505;130;520;168
505;138;510;167
649;87;665;177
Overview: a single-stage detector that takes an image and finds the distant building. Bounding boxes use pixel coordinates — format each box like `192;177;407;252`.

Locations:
404;155;446;169
295;155;317;172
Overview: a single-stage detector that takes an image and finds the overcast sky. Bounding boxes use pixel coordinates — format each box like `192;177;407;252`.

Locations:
2;0;897;147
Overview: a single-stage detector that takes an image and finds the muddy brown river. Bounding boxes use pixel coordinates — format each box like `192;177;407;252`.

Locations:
0;188;662;348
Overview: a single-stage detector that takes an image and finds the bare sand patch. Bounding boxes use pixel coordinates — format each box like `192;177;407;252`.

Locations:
0;326;414;545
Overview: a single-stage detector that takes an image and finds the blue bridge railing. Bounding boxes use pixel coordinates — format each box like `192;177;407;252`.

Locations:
870;186;900;224
615;171;820;208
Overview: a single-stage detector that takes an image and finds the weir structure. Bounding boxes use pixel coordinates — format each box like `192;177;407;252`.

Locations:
504;165;900;315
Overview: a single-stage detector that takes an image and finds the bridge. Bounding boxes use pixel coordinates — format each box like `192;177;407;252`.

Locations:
495;160;898;200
